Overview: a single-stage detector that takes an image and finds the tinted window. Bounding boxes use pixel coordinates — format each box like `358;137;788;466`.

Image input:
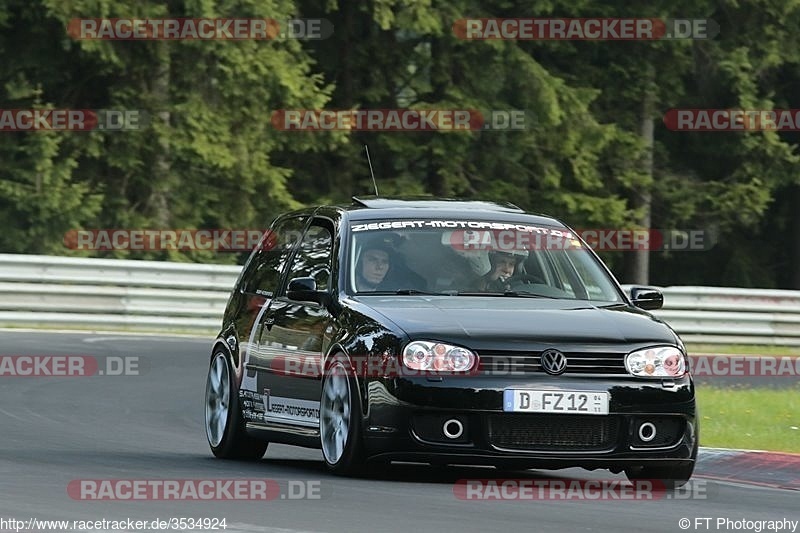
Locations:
239;216;307;296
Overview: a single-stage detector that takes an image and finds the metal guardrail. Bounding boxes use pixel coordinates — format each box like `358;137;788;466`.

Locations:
0;254;798;344
646;286;800;346
0;254;240;333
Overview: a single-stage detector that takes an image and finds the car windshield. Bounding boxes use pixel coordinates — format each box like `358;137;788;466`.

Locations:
346;218;624;302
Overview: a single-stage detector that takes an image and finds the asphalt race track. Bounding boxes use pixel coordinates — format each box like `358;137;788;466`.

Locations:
0;331;797;533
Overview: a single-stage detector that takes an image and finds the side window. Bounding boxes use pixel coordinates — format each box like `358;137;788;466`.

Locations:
239;216;307;297
284;221;333;294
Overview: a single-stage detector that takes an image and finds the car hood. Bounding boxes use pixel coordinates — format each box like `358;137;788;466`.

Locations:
352;296;677;349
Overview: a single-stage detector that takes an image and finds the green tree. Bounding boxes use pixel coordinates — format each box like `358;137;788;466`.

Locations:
291;0;643;239
1;0;339;261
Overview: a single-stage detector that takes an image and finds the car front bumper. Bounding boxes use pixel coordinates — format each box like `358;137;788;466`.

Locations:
361;374;697;470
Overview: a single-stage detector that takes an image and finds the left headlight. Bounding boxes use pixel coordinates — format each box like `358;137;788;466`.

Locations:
625;346;687;377
402;341;478;373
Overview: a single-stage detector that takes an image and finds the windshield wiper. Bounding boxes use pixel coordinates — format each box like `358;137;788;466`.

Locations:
358;289;449;296
455;290;556;299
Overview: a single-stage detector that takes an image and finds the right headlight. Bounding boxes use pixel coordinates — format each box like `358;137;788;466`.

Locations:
625;346;687;377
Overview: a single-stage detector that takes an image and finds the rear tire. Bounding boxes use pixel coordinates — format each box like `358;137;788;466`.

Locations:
320;354;366;475
205;352;268;460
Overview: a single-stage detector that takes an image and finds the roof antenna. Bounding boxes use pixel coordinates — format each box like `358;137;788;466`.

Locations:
364;144;379;196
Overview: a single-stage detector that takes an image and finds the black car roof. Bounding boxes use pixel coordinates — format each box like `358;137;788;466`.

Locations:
337;196;567;228
351;196;524;212
273;197;568;229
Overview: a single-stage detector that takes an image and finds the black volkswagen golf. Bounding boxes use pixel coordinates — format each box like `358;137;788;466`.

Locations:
205;197;697;485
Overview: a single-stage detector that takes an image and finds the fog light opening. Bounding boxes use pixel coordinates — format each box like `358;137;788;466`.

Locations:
638;422;657;442
443;418;464;440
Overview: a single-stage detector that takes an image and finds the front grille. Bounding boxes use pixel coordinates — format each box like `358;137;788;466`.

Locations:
478;350;627;375
488;414;620;451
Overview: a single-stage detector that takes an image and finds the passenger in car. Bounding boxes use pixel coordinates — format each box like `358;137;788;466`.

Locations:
355;234;426;292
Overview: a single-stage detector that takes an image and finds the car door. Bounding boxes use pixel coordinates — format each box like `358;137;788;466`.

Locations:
255;217;335;429
238;214;308;394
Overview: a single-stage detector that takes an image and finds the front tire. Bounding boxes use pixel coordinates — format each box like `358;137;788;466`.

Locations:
205;352;267;460
320;354;365;475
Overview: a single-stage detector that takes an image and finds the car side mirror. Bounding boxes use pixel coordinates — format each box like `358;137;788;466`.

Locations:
629;286;664;310
287;277;322;303
286;277;341;316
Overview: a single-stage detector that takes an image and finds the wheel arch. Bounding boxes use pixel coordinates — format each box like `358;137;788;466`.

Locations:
324;342;369;417
211;329;243;390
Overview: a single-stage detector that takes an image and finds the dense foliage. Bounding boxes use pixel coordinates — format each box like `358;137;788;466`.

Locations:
2;0;799;288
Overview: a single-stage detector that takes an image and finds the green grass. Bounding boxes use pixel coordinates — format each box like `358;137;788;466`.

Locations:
696;386;800;453
686;344;800;356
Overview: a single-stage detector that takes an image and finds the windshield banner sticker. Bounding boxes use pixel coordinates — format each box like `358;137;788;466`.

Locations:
351;220;580;251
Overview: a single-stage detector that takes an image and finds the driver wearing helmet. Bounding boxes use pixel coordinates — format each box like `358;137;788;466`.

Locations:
474;249;527;291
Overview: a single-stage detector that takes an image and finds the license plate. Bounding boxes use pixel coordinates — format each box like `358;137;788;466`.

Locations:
503;390;609;415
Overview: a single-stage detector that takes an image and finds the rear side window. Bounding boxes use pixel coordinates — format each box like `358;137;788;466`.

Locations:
239;216;307;297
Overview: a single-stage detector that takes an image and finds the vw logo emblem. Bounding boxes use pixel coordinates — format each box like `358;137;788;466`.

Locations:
541;349;567;375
